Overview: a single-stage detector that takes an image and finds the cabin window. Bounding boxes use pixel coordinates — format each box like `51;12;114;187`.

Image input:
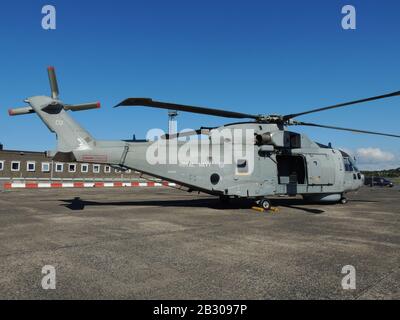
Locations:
236;159;249;175
210;173;220;185
42;162;50;172
289;133;301;148
11;161;20;172
343;157;354;172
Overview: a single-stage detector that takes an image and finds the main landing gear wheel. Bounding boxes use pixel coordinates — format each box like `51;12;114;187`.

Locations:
340;197;348;204
259;199;271;210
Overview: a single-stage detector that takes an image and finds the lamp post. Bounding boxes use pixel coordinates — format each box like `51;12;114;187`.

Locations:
168;110;178;136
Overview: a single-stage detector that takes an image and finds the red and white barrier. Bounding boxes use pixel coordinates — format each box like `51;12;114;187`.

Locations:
3;181;176;190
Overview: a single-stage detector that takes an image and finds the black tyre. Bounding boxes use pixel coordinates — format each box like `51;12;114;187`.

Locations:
260;199;271;210
340;197;348;204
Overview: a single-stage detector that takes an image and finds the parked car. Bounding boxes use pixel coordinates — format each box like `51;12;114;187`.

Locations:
364;176;394;187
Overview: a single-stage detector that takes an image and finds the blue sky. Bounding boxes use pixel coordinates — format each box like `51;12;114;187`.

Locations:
0;0;399;169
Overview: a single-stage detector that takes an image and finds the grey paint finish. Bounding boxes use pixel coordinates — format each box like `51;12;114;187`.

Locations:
13;66;388;202
23;95;363;200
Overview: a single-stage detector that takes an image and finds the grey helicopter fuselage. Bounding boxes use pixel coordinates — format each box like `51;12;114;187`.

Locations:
23;95;363;203
72;122;364;202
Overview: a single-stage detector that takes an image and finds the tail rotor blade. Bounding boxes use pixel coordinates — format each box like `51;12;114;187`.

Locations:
8;106;35;116
64;102;101;112
47;66;59;99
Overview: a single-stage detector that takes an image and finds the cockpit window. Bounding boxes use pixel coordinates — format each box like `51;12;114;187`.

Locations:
343;157;354;172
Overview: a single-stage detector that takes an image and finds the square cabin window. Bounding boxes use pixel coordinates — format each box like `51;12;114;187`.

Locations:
81;164;89;173
55;163;64;172
104;166;111;173
27;161;36;172
42;162;51;172
93;164;100;173
236;159;249;175
11;161;20;172
68;164;77;173
0;161;4;171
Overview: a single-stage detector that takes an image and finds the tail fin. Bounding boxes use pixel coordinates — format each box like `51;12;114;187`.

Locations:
8;67;100;157
27;96;95;153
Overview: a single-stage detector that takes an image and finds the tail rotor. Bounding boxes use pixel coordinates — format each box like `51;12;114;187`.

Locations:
8;67;101;116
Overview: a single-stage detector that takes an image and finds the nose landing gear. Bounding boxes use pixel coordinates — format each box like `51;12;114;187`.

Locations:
340;197;348;204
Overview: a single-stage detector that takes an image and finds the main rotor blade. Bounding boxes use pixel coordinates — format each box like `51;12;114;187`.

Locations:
47;66;59;99
114;98;258;119
293;121;400;138
284;90;400;121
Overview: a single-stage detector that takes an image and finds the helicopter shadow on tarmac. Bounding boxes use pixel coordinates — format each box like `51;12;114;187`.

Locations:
54;196;358;215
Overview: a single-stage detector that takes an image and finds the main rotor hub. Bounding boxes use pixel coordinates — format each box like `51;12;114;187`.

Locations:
256;114;285;123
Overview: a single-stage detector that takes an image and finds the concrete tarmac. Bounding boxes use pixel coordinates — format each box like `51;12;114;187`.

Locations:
0;186;399;299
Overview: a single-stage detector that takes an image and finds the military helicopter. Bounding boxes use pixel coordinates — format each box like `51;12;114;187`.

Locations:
8;67;400;209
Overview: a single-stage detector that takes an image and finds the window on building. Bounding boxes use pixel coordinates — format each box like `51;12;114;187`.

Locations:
27;161;36;172
115;168;121;173
41;162;51;172
104;166;111;173
93;164;100;173
68;163;77;173
11;161;20;172
0;160;4;171
81;164;89;173
55;163;64;172
126;169;131;173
